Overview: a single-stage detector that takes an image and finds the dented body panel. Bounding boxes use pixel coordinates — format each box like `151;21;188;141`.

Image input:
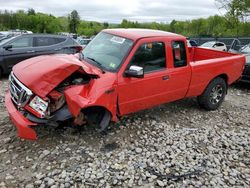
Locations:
64;72;118;122
5;29;246;140
13;54;100;97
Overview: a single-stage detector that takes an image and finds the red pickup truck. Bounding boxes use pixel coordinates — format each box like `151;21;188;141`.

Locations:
5;29;246;140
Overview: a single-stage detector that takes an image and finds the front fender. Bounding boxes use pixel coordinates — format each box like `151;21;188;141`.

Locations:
64;85;118;122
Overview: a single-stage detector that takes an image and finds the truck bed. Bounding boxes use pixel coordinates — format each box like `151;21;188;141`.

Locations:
188;47;239;61
186;47;246;97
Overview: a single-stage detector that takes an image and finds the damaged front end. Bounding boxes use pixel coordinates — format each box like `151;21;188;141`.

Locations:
6;71;95;140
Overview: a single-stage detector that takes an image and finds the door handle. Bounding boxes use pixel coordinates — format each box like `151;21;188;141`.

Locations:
26;50;35;53
162;75;169;80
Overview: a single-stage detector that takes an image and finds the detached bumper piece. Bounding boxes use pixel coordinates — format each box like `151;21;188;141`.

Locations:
5;91;37;140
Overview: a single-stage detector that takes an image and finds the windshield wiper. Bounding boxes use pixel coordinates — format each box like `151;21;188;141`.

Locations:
86;56;105;73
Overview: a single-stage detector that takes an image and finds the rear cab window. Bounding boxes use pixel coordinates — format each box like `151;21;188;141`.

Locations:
172;41;187;68
129;42;166;73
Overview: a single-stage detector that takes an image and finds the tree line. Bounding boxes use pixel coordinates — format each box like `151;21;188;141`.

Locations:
0;0;249;37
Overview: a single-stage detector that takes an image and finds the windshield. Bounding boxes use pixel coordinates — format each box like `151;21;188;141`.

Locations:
0;36;15;45
82;32;133;72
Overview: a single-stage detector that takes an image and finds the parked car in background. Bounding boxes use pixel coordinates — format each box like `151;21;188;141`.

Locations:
77;38;91;48
0;31;14;39
187;39;198;47
0;30;32;39
90;35;96;40
0;34;4;40
0;34;80;77
239;43;250;82
58;32;77;39
200;41;227;51
9;29;33;35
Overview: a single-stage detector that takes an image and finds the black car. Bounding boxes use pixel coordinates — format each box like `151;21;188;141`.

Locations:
0;34;80;77
240;44;250;83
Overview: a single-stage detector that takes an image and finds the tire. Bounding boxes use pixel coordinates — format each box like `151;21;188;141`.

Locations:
197;77;227;110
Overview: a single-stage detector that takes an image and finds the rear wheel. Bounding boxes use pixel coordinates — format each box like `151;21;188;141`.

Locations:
197;77;227;110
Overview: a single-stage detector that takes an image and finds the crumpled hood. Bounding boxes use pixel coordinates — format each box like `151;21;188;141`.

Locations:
13;54;100;98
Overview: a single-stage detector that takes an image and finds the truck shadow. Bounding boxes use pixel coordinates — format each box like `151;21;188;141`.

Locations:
31;97;201;149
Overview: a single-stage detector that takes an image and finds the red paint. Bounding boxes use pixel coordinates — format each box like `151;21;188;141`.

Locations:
5;29;246;140
48;90;63;101
186;47;246;97
64;73;118;122
24;105;42;118
13;54;100;98
5;92;37;140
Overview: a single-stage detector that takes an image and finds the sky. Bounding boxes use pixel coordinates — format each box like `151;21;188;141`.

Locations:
0;0;223;23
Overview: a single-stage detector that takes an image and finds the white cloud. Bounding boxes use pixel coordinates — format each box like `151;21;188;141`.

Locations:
0;0;221;23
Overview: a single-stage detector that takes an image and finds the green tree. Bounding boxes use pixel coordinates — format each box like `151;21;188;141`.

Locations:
103;22;109;28
0;9;249;37
27;8;35;16
68;10;80;33
216;0;250;35
169;20;177;32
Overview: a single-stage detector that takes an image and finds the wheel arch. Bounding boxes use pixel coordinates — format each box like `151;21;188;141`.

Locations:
81;105;111;114
80;105;117;122
199;73;229;97
216;74;228;85
197;74;228;110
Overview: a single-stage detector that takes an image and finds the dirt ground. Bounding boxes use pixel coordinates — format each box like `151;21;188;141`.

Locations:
0;77;249;188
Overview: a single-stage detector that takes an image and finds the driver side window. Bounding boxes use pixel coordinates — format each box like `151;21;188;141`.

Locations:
10;37;32;48
129;42;166;73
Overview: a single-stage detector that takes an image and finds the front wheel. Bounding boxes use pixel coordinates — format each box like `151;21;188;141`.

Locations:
197;77;227;110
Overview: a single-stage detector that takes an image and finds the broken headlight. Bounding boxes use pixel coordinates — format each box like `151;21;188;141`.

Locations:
29;96;49;118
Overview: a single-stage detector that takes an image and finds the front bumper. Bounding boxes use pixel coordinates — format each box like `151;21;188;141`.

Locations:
5;91;37;140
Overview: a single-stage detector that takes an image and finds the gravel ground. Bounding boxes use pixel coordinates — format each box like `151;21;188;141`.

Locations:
0;78;250;188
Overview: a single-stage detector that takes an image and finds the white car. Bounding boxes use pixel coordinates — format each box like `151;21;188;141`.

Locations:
200;41;227;51
77;38;91;48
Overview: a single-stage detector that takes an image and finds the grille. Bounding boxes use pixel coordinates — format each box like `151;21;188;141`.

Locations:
9;72;33;107
243;64;250;76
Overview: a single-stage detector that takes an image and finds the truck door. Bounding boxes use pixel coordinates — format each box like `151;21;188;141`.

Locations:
117;39;191;115
117;38;169;115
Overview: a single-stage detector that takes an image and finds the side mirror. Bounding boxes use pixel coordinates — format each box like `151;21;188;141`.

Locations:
124;65;144;78
3;44;12;50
